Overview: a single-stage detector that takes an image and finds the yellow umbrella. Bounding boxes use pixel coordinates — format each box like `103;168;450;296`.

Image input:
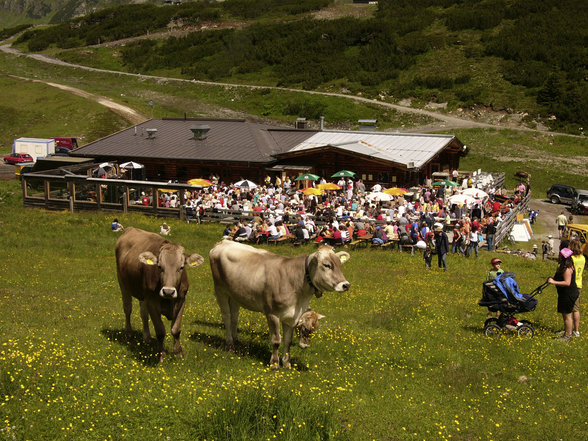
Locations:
383;187;408;196
300;188;324;196
158;188;178;193
187;178;213;187
317;183;342;191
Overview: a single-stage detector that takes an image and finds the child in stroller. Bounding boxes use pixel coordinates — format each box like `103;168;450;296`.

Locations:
479;272;549;337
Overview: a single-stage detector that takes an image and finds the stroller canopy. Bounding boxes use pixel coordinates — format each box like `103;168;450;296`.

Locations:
493;272;524;302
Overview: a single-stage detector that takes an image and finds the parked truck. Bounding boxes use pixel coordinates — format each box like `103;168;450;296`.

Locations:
50;137;78;150
13;138;55;161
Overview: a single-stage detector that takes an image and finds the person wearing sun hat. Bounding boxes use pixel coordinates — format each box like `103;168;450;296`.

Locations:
434;224;449;271
547;247;579;341
487;258;504;281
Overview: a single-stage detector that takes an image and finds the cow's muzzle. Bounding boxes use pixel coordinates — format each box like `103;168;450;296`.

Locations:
335;282;350;292
160;287;178;298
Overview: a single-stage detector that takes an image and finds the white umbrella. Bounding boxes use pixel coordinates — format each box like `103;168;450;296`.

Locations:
98;162;113;169
371;183;382;192
461;188;488;199
448;194;476;206
234;179;258;189
120;161;144;169
367;192;393;202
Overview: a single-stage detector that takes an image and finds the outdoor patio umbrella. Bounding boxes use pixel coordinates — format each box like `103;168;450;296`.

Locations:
367;192;393;202
120;161;144;169
294;173;320;181
432;179;458;187
461;188;489;199
383;187;408;196
300;188;324;196
331;170;356;178
448;194;476;206
234;179;258;189
187;178;213;187
317;183;342;191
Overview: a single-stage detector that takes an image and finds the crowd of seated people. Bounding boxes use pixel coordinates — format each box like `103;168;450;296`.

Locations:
184;172;528;250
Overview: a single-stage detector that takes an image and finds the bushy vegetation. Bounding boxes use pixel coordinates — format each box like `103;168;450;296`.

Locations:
0;179;586;440
0;23;32;40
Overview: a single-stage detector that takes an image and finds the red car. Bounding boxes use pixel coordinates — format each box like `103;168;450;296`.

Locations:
3;153;34;165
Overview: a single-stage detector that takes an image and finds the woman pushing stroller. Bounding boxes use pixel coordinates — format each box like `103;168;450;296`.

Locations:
547;247;580;341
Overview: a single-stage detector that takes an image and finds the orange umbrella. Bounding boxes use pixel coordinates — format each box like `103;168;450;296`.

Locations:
300;188;324;196
188;178;213;187
317;183;342;191
383;187;408;196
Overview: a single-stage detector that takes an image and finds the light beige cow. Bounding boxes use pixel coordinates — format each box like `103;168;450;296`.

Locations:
209;241;350;369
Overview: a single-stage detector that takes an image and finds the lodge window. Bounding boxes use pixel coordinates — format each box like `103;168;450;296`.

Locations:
24;178;45;199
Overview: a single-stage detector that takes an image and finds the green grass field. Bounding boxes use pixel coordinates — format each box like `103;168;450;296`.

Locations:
0;179;585;440
0;75;129;152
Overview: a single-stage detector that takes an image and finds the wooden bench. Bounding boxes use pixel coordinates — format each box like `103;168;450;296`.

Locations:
399;244;415;255
268;235;295;245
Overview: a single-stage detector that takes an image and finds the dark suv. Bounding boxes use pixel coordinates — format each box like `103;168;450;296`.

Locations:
547;184;576;205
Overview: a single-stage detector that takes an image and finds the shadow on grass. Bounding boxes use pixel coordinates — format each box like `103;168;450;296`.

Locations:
100;328;162;367
189;320;309;371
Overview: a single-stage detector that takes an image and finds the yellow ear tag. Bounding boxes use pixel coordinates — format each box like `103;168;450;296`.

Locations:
146;258;154;265
340;255;348;263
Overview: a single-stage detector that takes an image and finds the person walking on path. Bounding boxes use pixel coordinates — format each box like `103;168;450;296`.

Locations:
556;211;568;239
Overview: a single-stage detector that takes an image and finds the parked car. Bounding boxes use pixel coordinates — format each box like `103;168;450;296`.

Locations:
571;190;588;215
546;184;577;205
3;153;34;165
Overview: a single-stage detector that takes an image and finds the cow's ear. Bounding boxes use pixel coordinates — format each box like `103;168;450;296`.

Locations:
139;251;158;266
317;314;325;320
336;251;350;264
186;253;204;268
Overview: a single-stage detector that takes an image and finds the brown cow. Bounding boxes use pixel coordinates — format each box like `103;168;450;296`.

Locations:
209;241;350;369
115;227;204;362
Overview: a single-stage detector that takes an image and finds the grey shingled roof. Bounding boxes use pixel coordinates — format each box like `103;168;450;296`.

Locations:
71;119;461;168
72;119;316;163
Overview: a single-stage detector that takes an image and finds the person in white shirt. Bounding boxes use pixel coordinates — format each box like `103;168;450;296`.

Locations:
267;222;280;239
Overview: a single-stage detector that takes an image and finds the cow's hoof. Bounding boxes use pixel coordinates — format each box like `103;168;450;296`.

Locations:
158;353;166;363
270;362;280;371
282;361;291;369
143;336;152;345
174;350;184;359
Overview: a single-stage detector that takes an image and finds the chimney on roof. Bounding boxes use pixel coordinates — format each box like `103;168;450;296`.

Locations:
320;116;324;131
145;128;158;139
294;117;307;129
359;119;377;131
190;124;211;140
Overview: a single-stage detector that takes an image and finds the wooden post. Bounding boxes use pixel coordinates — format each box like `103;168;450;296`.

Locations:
69;196;74;213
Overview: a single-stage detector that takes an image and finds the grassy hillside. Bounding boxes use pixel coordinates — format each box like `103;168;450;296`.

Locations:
0;178;586;440
10;0;588;134
0;75;129;151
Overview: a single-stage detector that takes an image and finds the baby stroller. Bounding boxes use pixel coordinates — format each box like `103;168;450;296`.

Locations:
478;272;549;337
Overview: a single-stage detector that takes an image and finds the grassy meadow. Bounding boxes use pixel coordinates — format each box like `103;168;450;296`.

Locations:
0;179;586;440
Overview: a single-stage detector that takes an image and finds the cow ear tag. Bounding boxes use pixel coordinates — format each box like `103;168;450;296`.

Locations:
146;258;154;265
339;255;348;263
